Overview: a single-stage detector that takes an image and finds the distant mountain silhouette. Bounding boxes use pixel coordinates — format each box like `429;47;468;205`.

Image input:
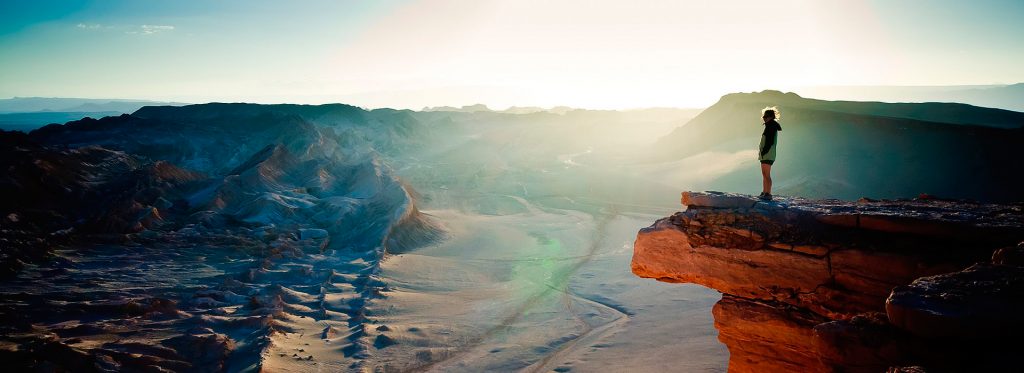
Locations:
0;97;189;131
651;90;1024;202
0;97;187;113
797;83;1024;112
421;103;573;114
0;111;121;132
421;103;494;113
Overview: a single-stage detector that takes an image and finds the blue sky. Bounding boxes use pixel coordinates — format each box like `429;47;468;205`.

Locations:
1;0;1022;109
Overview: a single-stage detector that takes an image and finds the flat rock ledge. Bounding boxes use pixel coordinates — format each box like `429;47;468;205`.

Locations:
633;191;1024;372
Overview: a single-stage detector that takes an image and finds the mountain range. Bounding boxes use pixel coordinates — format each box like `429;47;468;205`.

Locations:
0;97;188;132
797;83;1024;112
0;97;187;113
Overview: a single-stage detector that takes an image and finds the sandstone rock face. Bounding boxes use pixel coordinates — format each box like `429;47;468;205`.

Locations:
886;263;1024;339
712;295;827;373
636;192;1014;319
812;312;918;372
633;191;1024;372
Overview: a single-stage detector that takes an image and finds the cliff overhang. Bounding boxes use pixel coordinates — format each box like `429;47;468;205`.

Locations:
632;191;1024;372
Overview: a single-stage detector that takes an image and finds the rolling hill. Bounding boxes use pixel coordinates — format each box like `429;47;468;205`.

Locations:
649;90;1024;201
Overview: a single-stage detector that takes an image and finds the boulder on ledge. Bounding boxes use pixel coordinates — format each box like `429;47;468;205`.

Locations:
886;262;1024;339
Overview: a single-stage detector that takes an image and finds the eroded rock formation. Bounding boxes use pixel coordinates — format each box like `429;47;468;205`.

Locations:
0;104;446;371
632;191;1024;372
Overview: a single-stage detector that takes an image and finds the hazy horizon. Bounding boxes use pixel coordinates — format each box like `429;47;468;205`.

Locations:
4;82;1023;113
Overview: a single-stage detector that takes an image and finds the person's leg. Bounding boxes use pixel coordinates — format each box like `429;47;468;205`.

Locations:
760;163;772;195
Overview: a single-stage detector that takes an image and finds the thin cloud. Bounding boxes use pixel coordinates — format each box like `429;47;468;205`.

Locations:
76;23;103;30
127;24;175;35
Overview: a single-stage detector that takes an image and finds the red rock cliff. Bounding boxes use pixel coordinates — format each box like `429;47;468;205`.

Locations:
632;191;1024;372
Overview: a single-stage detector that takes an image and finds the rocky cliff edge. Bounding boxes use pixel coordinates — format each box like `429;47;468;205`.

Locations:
632;191;1024;372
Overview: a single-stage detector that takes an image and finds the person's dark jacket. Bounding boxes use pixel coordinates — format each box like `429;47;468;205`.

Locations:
758;119;782;160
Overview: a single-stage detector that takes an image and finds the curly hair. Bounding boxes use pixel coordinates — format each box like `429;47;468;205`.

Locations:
761;106;780;120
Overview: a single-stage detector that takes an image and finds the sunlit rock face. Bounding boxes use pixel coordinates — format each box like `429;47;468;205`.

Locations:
712;294;828;372
0;104;444;371
632;191;1024;372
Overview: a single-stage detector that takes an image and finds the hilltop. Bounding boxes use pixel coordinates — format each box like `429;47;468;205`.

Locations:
647;90;1024;202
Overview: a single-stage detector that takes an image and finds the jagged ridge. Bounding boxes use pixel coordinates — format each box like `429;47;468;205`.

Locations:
0;103;446;371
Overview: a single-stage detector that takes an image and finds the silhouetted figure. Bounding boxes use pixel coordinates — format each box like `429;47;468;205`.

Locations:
758;107;781;200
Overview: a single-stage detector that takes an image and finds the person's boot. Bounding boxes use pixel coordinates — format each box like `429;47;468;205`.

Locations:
759;192;773;201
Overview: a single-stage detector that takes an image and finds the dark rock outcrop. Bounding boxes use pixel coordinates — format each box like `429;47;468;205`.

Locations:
886;262;1024;339
0;130;206;277
1;130;204;234
632;191;1024;372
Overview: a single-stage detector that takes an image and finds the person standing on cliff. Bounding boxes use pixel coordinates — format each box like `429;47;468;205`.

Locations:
758;107;782;201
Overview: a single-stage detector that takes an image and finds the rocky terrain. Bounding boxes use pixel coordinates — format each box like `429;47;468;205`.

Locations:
632;191;1024;372
0;104;445;371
